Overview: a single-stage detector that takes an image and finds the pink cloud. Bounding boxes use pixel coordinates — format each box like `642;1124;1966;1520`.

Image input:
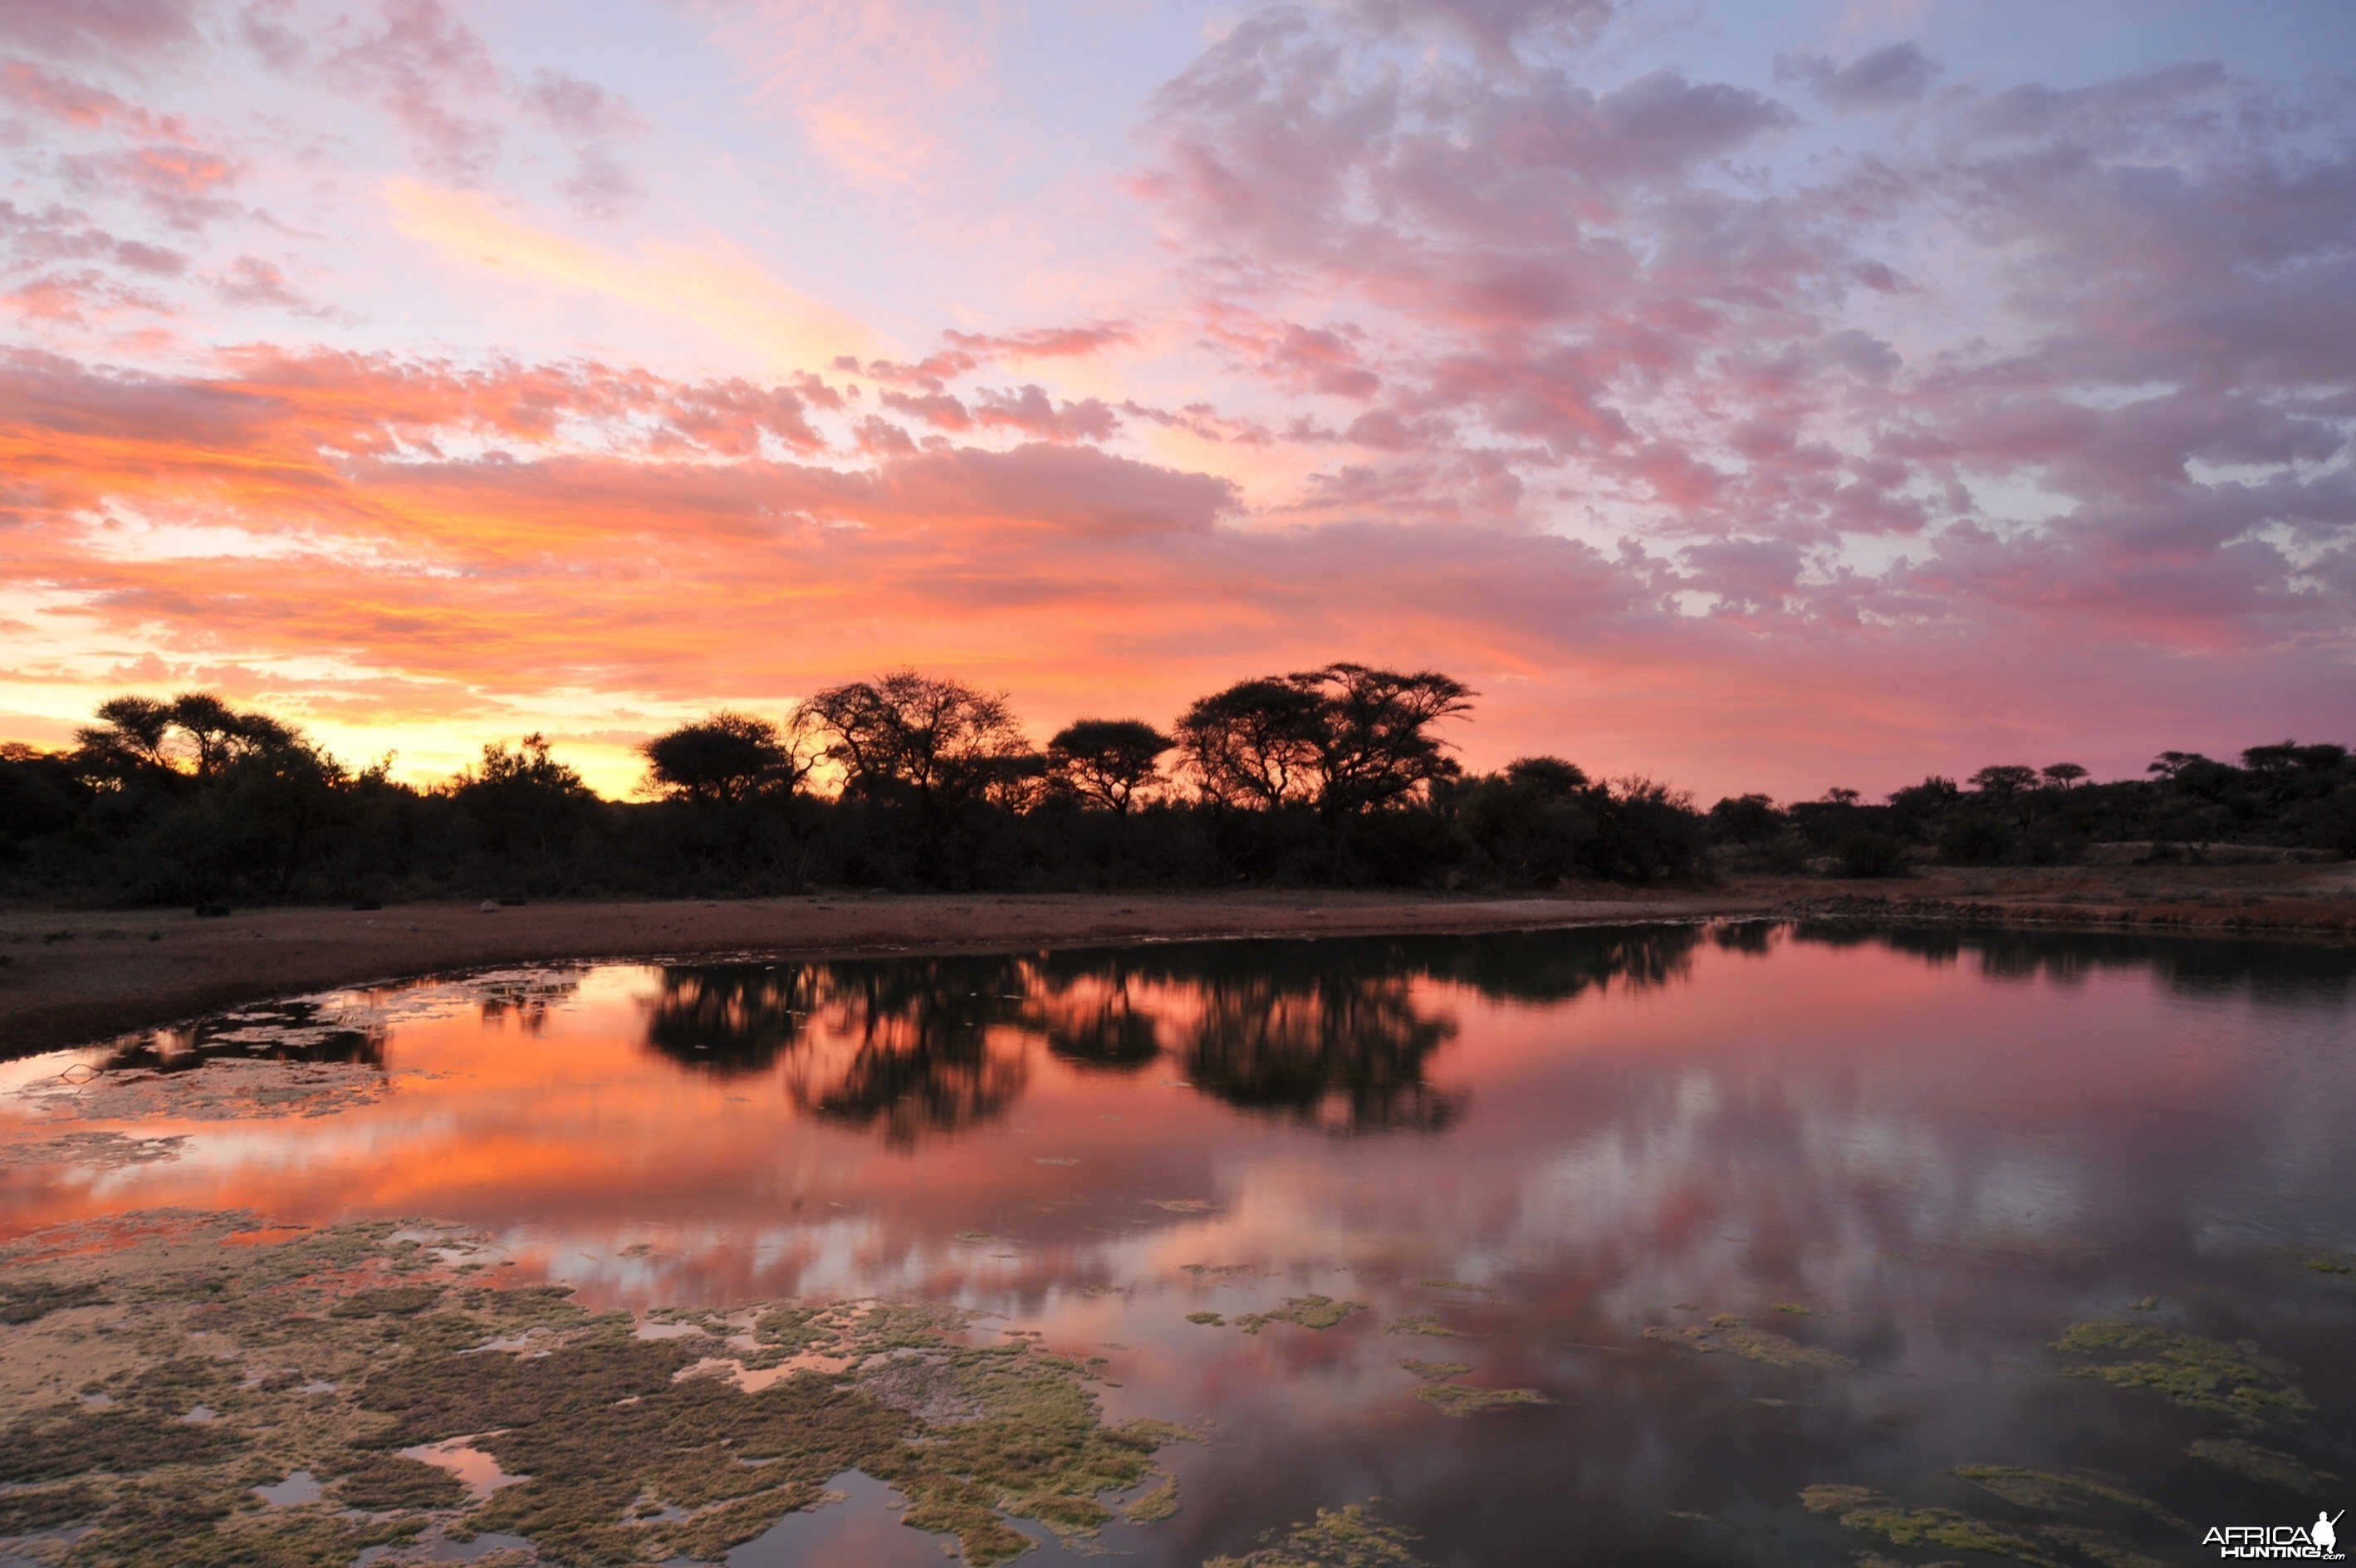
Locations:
0;0;196;61
61;145;242;230
320;0;504;184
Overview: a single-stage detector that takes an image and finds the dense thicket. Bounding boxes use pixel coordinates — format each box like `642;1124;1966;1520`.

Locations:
1;673;2347;907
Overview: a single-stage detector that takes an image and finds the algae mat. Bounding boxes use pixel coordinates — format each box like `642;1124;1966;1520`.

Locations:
0;1213;1194;1566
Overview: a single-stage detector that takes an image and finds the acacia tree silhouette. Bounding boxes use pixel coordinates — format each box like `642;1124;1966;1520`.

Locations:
75;692;295;782
1175;664;1474;816
1046;719;1173;814
791;671;1032;816
639;712;811;806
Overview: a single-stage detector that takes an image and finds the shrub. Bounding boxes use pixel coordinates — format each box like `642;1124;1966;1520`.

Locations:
1835;831;1908;879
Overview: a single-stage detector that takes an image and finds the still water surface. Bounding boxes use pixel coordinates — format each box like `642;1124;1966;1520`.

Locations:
3;922;2353;1564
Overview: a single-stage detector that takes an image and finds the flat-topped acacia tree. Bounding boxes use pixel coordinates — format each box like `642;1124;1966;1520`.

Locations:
1046;719;1175;814
1177;663;1476;817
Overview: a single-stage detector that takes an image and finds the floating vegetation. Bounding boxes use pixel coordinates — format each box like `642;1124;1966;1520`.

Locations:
2187;1438;2339;1499
12;1058;389;1124
1771;1302;1814;1316
1236;1296;1365;1335
1412;1280;1491;1292
0;1276;110;1325
2051;1321;2313;1428
1800;1486;2061;1567
1124;1477;1180;1523
0;1212;1197;1566
0;1130;187;1169
1643;1315;1855;1371
1384;1314;1455;1338
2036;1522;2175;1568
1396;1360;1472;1381
1952;1466;2182;1527
1187;1311;1226;1326
2128;1295;2158;1311
2308;1254;2356;1278
1413;1384;1549;1417
1205;1502;1429;1568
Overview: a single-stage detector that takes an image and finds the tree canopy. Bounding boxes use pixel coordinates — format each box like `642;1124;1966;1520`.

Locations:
640;713;806;806
1177;664;1473;816
1046;719;1173;814
792;670;1032;813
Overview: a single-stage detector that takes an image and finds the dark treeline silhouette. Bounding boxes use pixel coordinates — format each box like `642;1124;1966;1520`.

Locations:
1;674;2349;906
1785;923;2355;1007
1714;745;2356;878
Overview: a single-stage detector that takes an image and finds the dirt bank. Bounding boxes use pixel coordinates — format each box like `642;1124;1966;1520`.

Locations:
0;887;1741;1056
2;859;2350;1056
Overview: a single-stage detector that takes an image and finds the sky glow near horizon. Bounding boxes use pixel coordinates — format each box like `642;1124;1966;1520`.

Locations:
1;0;2352;801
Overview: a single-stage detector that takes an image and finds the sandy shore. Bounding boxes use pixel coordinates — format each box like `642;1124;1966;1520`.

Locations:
3;859;2351;1056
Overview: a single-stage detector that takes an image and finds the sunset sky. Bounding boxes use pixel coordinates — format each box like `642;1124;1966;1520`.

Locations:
2;0;2351;801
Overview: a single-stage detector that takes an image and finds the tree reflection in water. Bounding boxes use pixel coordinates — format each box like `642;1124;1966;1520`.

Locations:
473;968;585;1036
1031;953;1162;1072
1183;960;1460;1132
633;926;1716;1143
91;998;389;1076
785;958;1033;1144
643;966;816;1075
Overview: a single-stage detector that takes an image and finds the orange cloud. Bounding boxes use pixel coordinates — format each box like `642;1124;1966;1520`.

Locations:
384;179;876;370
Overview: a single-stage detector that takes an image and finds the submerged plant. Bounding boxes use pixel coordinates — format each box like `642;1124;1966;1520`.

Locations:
2187;1438;2338;1499
1205;1502;1429;1568
1643;1314;1855;1372
2052;1321;2312;1427
1395;1360;1472;1381
1413;1384;1549;1417
1235;1295;1365;1335
1952;1466;2181;1527
1800;1486;2062;1568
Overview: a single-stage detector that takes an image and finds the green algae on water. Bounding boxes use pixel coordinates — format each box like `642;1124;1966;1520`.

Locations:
1643;1314;1855;1371
1952;1465;2182;1527
2187;1438;2339;1498
1413;1383;1549;1417
1800;1486;2061;1568
1123;1477;1180;1523
0;1277;110;1325
0;1212;1198;1567
1205;1502;1429;1568
2051;1321;2313;1427
1383;1313;1455;1338
1187;1311;1225;1325
2307;1253;2356;1278
1395;1359;1472;1381
1235;1295;1365;1335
